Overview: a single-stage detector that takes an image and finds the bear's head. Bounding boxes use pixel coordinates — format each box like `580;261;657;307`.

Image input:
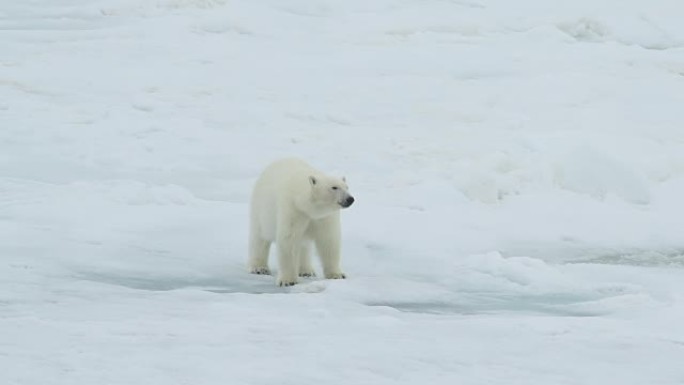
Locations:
307;174;355;216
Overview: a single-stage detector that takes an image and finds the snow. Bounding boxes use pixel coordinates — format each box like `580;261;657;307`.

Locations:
2;0;684;383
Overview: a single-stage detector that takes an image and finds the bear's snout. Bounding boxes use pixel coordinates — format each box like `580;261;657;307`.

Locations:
341;196;355;208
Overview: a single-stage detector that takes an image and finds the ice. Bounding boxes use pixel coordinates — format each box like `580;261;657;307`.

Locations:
2;0;684;384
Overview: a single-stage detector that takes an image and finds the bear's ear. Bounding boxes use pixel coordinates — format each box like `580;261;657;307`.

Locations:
341;176;346;182
309;176;317;186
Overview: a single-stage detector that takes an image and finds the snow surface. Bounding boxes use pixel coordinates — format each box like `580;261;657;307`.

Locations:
2;0;684;384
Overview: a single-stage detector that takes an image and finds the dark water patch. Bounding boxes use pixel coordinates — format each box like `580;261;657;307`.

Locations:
570;249;684;268
367;292;615;317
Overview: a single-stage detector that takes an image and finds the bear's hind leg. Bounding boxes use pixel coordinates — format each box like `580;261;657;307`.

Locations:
248;233;271;275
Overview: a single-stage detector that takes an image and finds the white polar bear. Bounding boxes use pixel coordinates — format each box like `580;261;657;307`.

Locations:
247;158;355;286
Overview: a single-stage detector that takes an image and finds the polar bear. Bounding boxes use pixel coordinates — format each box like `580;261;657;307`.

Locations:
247;158;355;286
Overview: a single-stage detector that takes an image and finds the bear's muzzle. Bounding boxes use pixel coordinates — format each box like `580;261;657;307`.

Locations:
340;196;355;208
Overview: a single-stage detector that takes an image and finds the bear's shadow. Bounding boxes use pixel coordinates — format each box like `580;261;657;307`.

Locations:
75;270;284;294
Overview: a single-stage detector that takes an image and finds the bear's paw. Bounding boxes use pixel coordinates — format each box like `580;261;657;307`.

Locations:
325;272;347;280
250;266;271;275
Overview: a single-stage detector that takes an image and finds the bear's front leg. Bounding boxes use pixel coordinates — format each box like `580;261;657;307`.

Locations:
275;216;309;287
276;243;298;286
298;243;316;278
313;214;346;280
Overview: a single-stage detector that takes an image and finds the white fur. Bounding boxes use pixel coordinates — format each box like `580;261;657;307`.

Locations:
247;158;354;286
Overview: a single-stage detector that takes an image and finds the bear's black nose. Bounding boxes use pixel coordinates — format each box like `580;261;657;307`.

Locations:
346;196;355;206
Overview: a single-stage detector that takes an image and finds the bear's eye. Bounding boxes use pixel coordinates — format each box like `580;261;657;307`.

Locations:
331;186;338;190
